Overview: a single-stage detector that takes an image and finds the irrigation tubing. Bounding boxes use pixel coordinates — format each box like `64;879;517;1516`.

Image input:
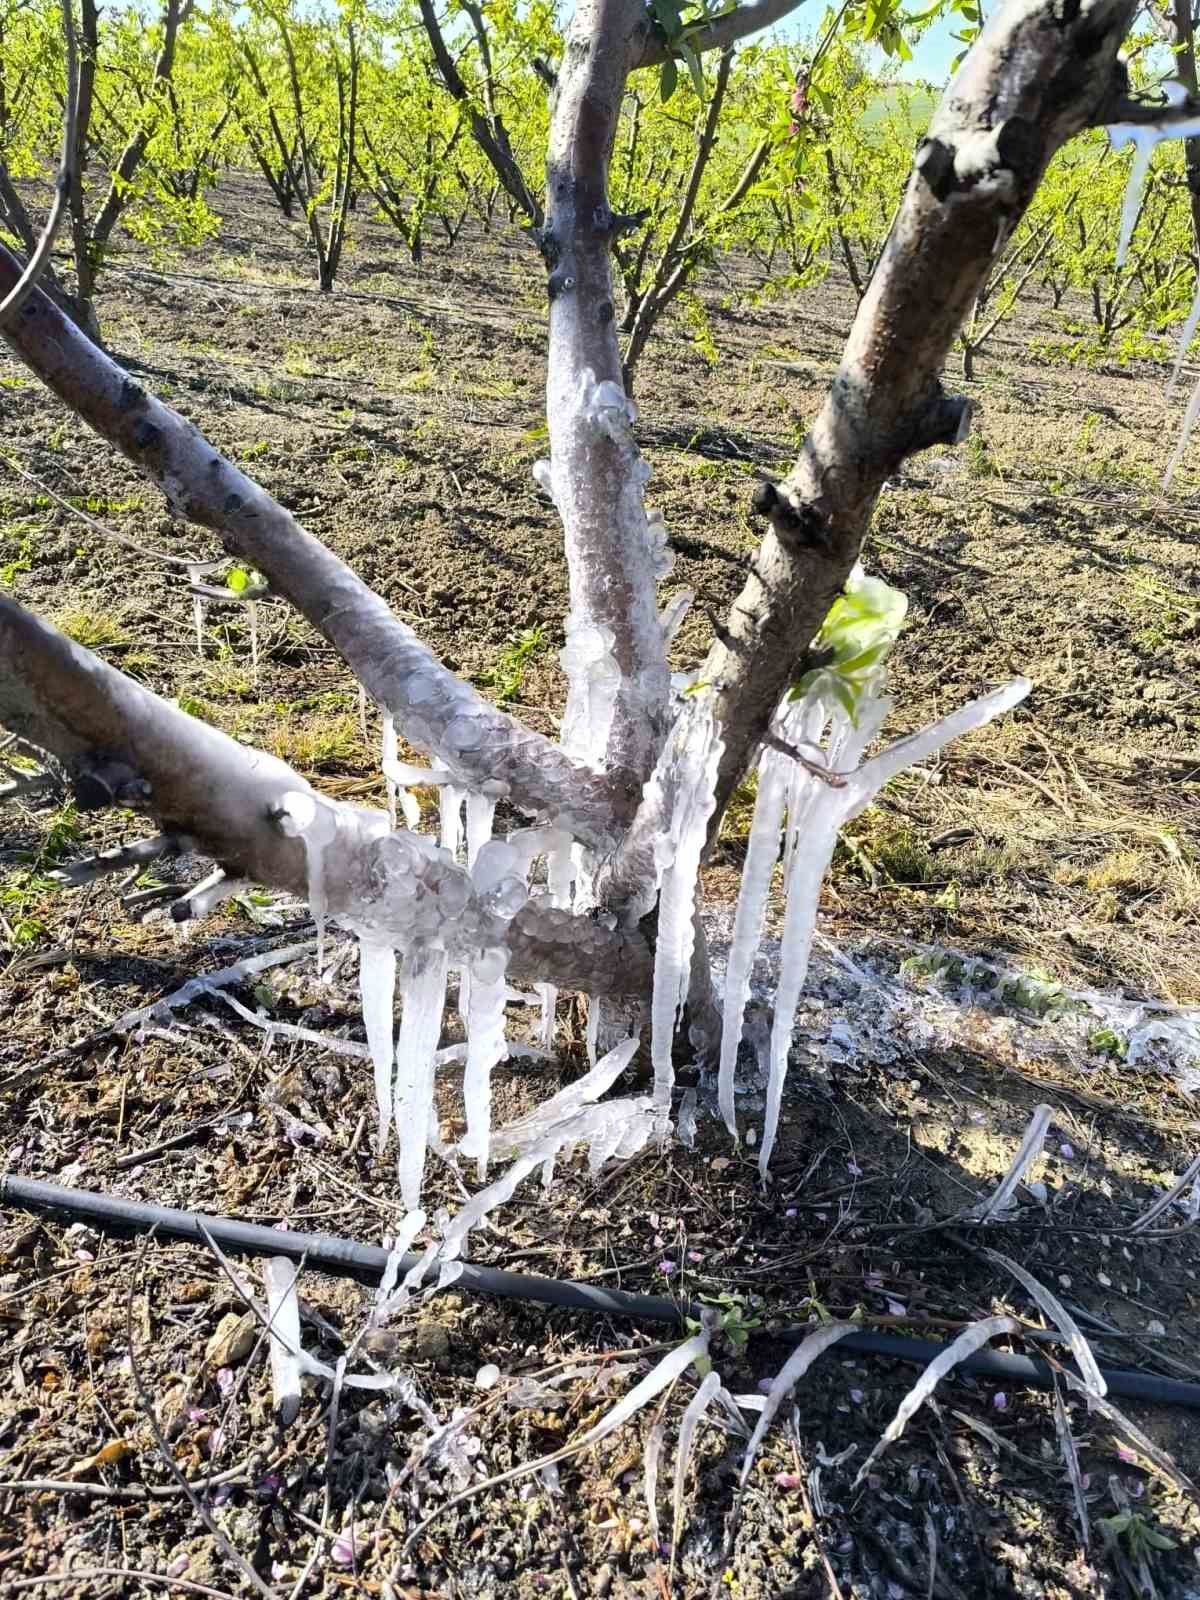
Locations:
6;1174;1200;1411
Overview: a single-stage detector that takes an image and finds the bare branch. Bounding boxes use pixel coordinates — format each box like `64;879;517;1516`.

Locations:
0;0;77;328
0;595;649;993
0;245;625;848
636;0;810;66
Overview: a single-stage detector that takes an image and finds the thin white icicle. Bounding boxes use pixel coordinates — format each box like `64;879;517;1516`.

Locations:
534;834;575;1054
758;679;1030;1179
671;1370;721;1557
462;964;509;1180
650;699;725;1117
1164;372;1200;487
372;1208;427;1324
1113;134;1154;270
276;790;340;967
659;588;694;648
263;1256;304;1427
382;712;399;830
395;949;450;1210
465;791;496;869
1169;276;1200;397
359;941;398;1150
964;1103;1052;1221
717;749;789;1138
585;996;600;1064
439;784;465;862
1109;89;1200;270
490;1036;639;1160
739;1323;859;1487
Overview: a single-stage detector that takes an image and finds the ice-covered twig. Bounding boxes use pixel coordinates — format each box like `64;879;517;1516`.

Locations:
1054;1381;1091;1549
671;1370;721;1566
852;1315;1020;1486
984;1248;1106;1396
739;1322;859;1487
1130;1151;1200;1231
263;1256;303;1427
962;1104;1053;1221
402;1330;711;1553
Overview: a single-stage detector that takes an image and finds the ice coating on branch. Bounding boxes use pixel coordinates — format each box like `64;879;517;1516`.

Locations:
263;1256;303;1427
647;696;725;1116
360;941;398;1149
559;612;621;764
489;1036;639;1160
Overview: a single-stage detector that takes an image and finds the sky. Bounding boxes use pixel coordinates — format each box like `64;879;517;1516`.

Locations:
899;12;962;82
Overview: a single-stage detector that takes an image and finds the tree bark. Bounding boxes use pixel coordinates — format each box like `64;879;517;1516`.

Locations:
1171;0;1200;259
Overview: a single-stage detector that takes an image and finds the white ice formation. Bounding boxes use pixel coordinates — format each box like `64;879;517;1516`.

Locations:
713;568;1030;1176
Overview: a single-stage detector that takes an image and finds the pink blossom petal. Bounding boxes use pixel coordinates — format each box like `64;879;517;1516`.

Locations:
657;1260;675;1276
993;1392;1008;1412
774;1471;803;1489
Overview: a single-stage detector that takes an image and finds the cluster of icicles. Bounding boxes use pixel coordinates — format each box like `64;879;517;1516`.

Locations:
276;576;1029;1228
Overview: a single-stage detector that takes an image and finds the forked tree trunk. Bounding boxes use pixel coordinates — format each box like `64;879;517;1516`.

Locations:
0;0;1151;1029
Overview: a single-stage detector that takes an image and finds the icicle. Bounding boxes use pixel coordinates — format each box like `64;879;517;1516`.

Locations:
585;996;600;1064
359;941;397;1150
1169;277;1200;398
439;785;465;861
185;563;208;658
650;699;724;1118
1109;88;1200;271
358;682;369;745
462;950;508;1181
276;790;339;967
758;679;1030;1179
465;792;496;869
263;1256;303;1427
372;1208;427;1324
659;588;694;648
395;949;449;1210
716;749;789;1138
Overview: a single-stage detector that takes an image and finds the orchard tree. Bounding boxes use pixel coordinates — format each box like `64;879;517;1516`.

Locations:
1;0;1196;1199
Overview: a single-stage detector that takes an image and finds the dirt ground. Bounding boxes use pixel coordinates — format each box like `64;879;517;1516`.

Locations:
2;173;1200;1599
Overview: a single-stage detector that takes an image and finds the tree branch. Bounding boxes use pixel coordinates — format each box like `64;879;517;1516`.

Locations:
698;0;1140;835
0;245;625;849
417;0;543;228
0;594;649;994
636;0;810;65
539;0;672;796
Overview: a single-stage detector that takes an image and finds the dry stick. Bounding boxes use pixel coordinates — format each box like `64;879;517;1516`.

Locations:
4;1570;243;1600
0;0;77;328
124;1240;279;1600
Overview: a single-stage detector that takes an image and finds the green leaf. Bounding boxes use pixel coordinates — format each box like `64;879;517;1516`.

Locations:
679;41;705;100
660;54;678;102
227;566;250;593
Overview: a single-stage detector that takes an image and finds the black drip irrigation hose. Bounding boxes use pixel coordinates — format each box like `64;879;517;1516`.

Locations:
6;1174;1200;1411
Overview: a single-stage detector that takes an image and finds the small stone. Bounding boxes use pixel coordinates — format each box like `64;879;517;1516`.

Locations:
414;1321;451;1362
205;1312;255;1368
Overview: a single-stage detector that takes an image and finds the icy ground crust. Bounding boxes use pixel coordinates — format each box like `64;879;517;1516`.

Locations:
702;911;1200;1116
